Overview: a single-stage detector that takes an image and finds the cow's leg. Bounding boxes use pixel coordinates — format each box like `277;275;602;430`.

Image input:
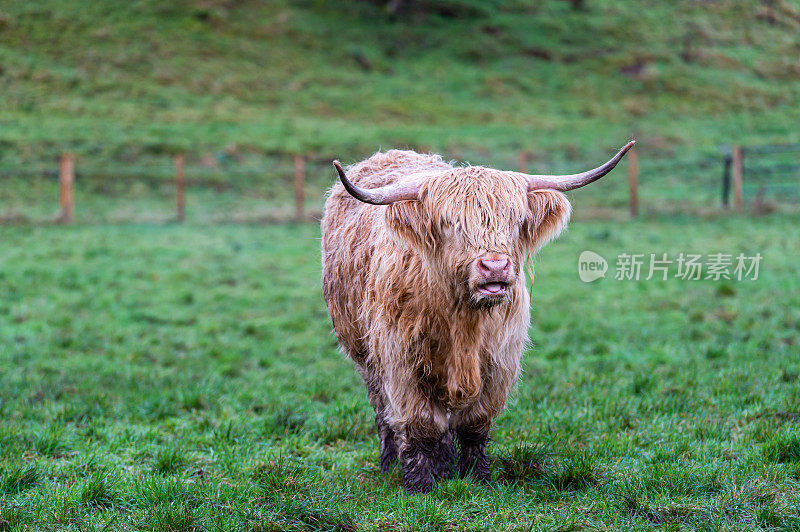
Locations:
399;425;455;490
391;399;450;494
378;338;453;493
398;432;438;493
455;423;491;482
453;338;524;483
377;413;399;472
364;376;398;472
452;394;501;482
433;429;456;480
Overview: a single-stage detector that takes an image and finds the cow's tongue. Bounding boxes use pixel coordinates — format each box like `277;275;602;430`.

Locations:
482;282;504;294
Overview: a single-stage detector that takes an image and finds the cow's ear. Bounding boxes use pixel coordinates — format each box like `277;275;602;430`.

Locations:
385;200;434;250
522;190;572;252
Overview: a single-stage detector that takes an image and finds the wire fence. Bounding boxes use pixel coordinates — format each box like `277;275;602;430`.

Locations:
0;143;798;225
0;153;336;224
740;144;800;205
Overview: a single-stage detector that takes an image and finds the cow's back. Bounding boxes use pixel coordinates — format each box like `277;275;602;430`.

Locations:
321;150;452;361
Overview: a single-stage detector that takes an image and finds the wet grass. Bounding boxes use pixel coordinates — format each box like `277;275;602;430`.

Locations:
0;213;799;529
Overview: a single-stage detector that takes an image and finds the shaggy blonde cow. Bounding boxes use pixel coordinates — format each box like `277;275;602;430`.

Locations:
321;142;634;493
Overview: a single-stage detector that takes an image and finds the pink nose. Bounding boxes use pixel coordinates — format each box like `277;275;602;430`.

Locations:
477;255;510;278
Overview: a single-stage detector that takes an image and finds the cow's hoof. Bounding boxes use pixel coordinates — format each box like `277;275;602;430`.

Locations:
403;474;436;494
434;431;456;480
458;454;491;482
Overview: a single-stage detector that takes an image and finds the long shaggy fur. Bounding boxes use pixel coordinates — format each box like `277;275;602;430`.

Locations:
321;150;571;492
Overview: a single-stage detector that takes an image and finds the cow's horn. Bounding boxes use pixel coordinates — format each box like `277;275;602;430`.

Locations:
333;160;421;205
522;140;635;192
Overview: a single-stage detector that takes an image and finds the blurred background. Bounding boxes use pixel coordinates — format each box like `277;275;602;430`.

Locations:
1;0;799;222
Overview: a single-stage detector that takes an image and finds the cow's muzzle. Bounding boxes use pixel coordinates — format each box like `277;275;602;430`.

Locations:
471;253;513;305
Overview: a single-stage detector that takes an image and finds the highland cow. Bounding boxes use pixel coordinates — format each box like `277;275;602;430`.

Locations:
321;141;634;493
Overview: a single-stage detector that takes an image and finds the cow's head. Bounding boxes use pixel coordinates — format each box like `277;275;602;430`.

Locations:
333;141;634;309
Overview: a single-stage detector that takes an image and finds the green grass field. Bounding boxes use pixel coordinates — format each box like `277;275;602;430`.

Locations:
2;214;799;530
2;1;800;529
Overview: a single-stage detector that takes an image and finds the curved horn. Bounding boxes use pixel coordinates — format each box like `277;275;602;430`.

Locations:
333;160;421;205
523;140;636;192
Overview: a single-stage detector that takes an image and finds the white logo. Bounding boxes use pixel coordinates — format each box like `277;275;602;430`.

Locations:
578;251;608;283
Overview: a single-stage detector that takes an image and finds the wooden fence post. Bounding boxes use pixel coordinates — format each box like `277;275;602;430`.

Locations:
721;155;732;209
175;154;186;222
732;145;743;210
628;146;638;218
58;153;75;223
517;151;528;173
294;155;305;222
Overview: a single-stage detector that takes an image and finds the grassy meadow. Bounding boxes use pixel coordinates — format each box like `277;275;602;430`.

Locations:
2;0;800;529
1;214;799;530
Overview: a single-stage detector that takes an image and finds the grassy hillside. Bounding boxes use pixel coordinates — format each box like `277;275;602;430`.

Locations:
2;0;800;166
